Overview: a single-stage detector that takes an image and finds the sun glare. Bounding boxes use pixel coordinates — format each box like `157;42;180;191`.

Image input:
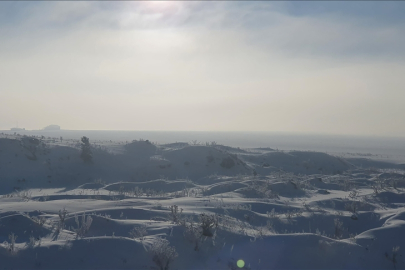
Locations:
144;1;177;11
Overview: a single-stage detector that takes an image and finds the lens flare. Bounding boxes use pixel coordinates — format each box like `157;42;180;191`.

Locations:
237;259;245;268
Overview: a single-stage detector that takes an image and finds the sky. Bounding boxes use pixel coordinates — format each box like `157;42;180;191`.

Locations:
1;1;405;136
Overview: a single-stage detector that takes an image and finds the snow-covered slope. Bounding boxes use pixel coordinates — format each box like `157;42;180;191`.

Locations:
1;135;405;269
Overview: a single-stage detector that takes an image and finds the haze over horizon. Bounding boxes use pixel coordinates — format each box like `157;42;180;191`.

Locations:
3;127;405;140
1;1;405;137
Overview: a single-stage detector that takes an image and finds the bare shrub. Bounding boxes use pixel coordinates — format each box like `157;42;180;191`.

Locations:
349;233;357;244
249;181;279;199
6;233;18;254
377;179;385;190
32;216;46;227
348;190;359;200
132;187;143;197
267;208;278;219
168;205;183;224
74;212;93;238
390;179;398;189
94;178;106;185
345;201;358;214
150;238;178;270
266;190;280;199
129;224;148;241
372;185;380;195
334;218;343;239
26;235;41;248
293;209;303;217
181;213;219;251
146;188;158;197
266;220;275;233
174;188;192;198
303;202;312;212
199;213;219;237
205;141;217;147
17;190;32;201
315;228;322;236
26;236;36;248
119;185;125;195
183;217;201;251
385;246;400;269
341;179;353;191
57;208;68;232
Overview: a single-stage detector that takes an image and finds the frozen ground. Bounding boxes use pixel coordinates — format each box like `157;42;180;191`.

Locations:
1;134;405;269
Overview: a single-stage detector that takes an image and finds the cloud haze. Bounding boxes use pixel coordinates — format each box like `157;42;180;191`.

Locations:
1;1;405;136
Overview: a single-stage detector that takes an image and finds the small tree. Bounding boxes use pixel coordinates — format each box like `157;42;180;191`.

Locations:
80;136;92;163
150;238;178;270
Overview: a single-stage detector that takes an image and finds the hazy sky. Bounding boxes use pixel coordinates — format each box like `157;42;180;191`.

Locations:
1;1;405;136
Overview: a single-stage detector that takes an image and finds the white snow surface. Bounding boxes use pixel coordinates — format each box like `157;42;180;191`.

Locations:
1;134;405;269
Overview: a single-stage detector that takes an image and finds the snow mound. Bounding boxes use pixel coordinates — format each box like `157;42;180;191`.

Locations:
0;212;52;243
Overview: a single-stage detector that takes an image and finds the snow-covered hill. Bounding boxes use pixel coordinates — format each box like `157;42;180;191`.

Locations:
1;135;405;269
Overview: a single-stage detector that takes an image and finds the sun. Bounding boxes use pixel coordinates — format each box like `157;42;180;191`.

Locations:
144;1;177;11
